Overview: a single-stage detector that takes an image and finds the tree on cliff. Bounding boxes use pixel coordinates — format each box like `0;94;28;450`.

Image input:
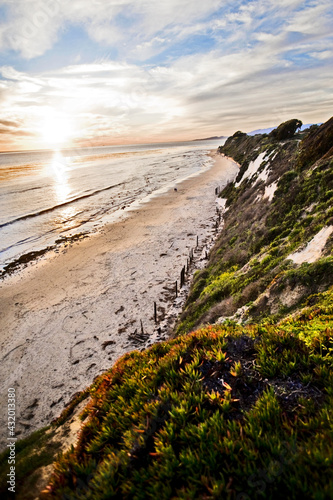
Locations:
269;119;302;140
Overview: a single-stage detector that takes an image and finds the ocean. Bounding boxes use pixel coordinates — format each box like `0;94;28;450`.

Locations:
0;139;224;273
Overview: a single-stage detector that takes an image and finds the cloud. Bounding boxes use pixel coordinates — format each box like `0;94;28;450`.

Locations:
0;0;62;58
286;1;333;37
0;127;33;136
0;0;223;59
0;116;33;140
0;119;20;127
0;25;332;149
0;0;332;149
0;1;332;80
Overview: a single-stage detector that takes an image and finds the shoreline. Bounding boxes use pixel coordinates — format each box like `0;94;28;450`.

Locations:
0;152;238;450
0;148;213;280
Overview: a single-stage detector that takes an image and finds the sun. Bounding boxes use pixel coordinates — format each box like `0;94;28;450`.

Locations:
40;112;74;147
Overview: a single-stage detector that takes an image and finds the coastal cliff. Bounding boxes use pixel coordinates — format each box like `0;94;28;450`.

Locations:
1;117;333;499
177;117;333;333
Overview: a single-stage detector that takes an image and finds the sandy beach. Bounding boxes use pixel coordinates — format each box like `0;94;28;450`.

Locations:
0;152;238;449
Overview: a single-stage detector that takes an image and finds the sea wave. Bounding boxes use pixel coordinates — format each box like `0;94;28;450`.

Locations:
0;181;124;229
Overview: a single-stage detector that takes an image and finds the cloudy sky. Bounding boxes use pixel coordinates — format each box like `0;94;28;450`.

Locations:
0;0;332;150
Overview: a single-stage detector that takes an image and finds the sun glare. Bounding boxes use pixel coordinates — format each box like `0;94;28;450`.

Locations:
40;113;74;147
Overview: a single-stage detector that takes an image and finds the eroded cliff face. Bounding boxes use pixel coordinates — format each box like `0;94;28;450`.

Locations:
176;117;333;333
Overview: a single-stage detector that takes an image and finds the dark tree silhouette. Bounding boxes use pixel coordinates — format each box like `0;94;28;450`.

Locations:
269;119;303;140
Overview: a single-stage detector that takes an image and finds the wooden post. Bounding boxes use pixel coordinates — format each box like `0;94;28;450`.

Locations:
140;320;144;335
175;281;178;298
196;235;199;248
180;266;185;287
154;302;157;323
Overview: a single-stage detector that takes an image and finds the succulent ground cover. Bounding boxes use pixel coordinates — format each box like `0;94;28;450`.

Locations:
41;286;333;499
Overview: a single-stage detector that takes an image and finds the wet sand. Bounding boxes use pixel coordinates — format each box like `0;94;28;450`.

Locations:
0;152;238;449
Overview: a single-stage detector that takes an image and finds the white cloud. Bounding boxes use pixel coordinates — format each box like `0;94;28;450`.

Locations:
0;0;62;58
0;25;332;150
286;2;333;36
0;0;332;67
0;0;224;59
310;50;333;60
0;0;332;149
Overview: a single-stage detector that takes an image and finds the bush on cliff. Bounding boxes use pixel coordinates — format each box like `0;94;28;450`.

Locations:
269;119;302;141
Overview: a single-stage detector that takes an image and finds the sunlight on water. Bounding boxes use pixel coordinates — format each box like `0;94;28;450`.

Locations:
54;177;70;205
50;152;80;229
50;151;71;204
53;206;79;231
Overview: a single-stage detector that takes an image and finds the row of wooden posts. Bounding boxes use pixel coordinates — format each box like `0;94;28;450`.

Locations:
153;186;222;325
152;234;199;323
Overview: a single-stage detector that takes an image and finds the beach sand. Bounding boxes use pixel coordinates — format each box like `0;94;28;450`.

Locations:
0;152;238;448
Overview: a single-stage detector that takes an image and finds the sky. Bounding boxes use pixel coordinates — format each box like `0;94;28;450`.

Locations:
0;0;332;151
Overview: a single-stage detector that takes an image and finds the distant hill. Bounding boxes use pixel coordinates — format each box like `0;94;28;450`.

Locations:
247;126;276;136
193;135;227;141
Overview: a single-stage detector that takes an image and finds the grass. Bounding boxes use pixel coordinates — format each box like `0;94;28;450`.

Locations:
0;427;61;500
0;391;90;499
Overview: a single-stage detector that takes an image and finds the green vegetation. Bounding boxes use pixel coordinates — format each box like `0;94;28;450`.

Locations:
40;287;333;498
1;117;333;498
0;427;61;500
0;390;91;499
268;119;302;141
177;118;333;334
297;117;333;169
